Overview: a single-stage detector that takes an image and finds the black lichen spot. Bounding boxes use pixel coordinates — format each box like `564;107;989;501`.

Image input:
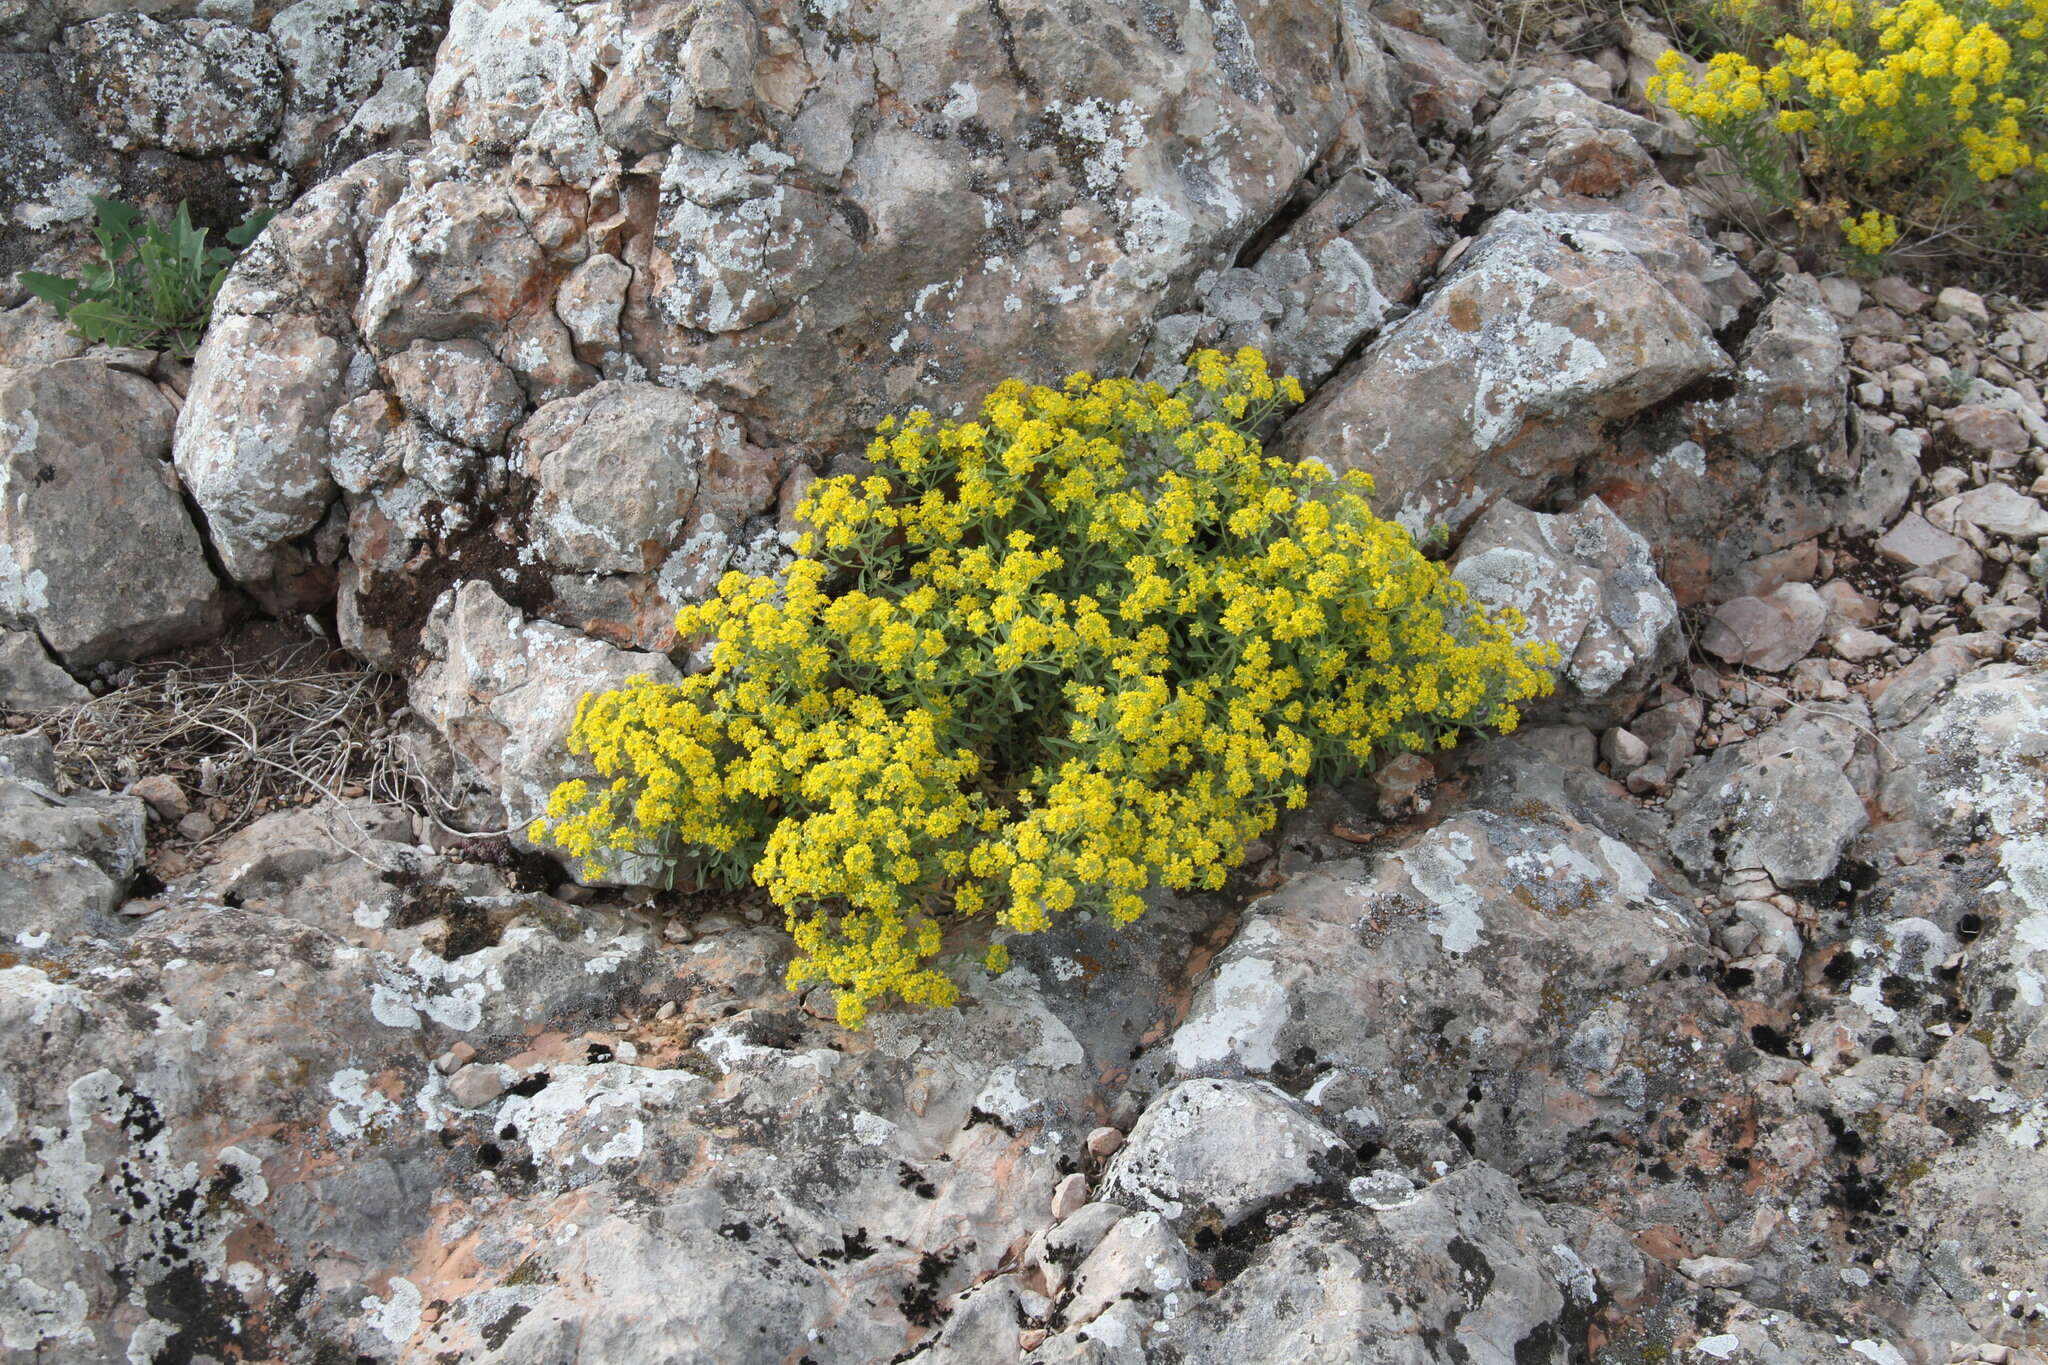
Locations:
718;1221;753;1242
1749;1024;1791;1057
481;1304;530;1351
895;1162;937;1199
899;1249;962;1328
506;1072;550;1098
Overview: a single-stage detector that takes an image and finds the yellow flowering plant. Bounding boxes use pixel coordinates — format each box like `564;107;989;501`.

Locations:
1649;0;2048;259
532;350;1556;1027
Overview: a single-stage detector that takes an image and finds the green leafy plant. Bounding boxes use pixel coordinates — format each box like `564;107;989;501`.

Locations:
1649;0;2048;264
532;349;1559;1026
20;197;274;358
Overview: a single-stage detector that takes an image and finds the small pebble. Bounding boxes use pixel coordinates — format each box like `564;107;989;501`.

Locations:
447;1063;507;1109
1085;1126;1125;1159
1050;1171;1089;1221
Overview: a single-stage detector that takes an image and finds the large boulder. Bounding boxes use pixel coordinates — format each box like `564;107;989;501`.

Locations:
0;359;225;666
1281;205;1731;536
0;793;1202;1363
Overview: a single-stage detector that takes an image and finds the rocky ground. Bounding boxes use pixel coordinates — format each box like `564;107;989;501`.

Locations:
3;0;2048;1361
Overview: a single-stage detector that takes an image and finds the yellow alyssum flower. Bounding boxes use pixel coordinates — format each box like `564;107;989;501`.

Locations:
532;349;1557;1028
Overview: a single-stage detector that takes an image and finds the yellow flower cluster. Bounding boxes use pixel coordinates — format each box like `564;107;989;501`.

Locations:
1652;0;2048;252
1843;206;1905;249
533;350;1556;1027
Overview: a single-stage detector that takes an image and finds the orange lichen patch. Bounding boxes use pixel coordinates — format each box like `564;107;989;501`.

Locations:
1633;1224;1694;1264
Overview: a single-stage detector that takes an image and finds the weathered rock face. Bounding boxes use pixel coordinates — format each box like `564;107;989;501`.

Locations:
1587;275;1915;605
409;580;680;859
1667;701;1874;890
0;358;225;666
1;1;445;296
1471;75;1676;212
64;14;285;157
0;795;1206;1363
0;629;85;709
520;381;782;649
158;0;1433;654
1166;1165;1582;1364
1281;205;1731;536
1150;166;1452;391
1450;495;1680;723
0;735;144;939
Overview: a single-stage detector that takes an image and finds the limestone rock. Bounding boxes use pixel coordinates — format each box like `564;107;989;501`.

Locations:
1057;1210;1193;1332
1879;512;1983;580
1169;1164;1578;1364
1451;495;1681;722
1098;1078;1344;1227
1164;771;1719;1183
520;381;781;649
1471;76;1671;211
1158;167;1450;392
410;580;680;869
1668;703;1873;888
173;314;351;609
380;339;525;452
1;359;225;666
1937;482;2048;541
1593;275;1911;605
0;799;1173;1363
1284;207;1729;535
0;749;146;939
64;14;284;157
1700;582;1830;673
0;629;87;710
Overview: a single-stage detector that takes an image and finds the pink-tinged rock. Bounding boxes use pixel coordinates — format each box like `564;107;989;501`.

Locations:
519;382;781;649
1050;1171;1090;1221
1699;582;1828;673
1937;482;2048;540
173;313;349;610
1819;578;1884;628
381;339;526;451
411;580;680;868
357;180;550;353
1471;77;1672;211
1879;512;1983;580
1372;751;1437;818
1829;626;1891;663
1383;26;1489;136
1594;277;1912;606
1867;276;1930;313
1943;405;2030;457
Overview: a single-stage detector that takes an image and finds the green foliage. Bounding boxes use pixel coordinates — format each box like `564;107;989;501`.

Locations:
20;197;274;358
533;350;1558;1027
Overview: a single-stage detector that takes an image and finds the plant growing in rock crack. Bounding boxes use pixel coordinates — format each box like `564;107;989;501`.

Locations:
21;197;274;358
532;349;1559;1027
1649;0;2048;265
